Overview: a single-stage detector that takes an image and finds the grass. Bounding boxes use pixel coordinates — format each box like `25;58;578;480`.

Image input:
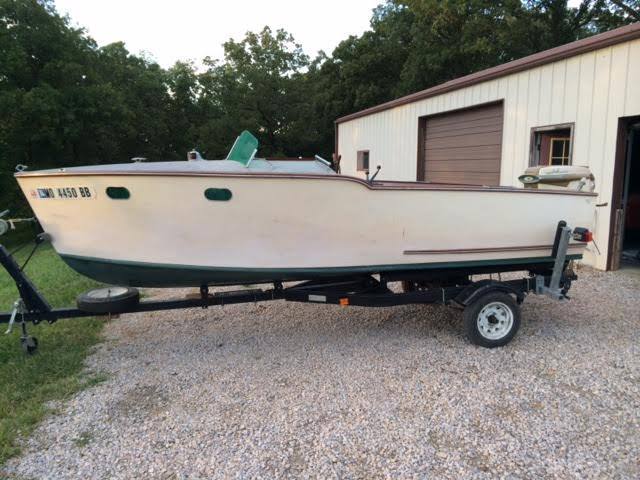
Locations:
0;228;106;465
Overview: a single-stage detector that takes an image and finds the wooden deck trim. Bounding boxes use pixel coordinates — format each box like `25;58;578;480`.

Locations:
404;243;587;255
15;171;598;197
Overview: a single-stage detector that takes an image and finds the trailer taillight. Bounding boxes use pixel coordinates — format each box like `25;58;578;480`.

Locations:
572;227;593;242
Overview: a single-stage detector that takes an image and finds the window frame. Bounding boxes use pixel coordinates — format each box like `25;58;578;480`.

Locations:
549;137;571;165
529;123;575;167
357;150;370;172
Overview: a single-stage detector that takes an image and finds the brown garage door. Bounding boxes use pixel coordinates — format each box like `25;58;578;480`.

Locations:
419;102;503;185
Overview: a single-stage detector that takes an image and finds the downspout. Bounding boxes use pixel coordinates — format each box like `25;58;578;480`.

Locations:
334;120;340;173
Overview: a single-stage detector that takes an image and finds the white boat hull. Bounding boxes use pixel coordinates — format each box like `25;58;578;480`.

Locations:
15;171;596;287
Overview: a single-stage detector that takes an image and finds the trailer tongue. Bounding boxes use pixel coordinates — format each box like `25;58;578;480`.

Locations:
1;220;591;353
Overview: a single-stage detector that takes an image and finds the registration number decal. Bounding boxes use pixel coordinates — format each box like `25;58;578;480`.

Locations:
31;186;96;200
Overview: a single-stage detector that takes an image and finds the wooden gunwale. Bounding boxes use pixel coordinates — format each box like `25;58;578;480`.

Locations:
15;171;598;197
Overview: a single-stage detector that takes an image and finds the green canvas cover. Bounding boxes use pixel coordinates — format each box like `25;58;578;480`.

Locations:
226;130;259;166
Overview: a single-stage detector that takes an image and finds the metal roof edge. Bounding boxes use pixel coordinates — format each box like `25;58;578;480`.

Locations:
336;22;640;124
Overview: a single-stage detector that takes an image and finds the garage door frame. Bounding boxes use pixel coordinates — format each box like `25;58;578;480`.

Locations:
416;100;505;184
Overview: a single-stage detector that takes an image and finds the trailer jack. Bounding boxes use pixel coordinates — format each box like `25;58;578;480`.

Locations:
4;298;38;354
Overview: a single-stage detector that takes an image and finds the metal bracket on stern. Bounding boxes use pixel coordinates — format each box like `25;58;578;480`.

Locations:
535;221;587;301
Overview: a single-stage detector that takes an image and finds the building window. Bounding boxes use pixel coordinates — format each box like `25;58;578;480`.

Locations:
549;137;571;165
357;150;370;171
530;124;574;166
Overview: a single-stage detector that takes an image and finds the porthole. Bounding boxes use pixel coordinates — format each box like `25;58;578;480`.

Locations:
106;187;130;199
204;188;232;201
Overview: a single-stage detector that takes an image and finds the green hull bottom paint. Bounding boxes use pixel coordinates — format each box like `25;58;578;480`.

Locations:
60;254;583;288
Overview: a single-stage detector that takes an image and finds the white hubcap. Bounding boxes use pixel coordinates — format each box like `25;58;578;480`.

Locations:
85;287;128;299
477;301;514;340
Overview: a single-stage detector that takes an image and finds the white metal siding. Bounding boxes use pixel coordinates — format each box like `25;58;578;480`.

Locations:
337;38;640;270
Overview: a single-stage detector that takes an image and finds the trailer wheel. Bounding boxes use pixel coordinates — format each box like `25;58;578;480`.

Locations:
77;287;140;314
463;292;520;348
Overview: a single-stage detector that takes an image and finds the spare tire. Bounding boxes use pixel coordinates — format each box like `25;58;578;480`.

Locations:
77;286;140;314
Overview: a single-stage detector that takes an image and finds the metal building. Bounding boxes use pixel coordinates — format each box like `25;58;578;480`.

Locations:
335;23;640;270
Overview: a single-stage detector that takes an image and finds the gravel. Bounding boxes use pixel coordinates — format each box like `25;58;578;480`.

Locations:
2;266;639;479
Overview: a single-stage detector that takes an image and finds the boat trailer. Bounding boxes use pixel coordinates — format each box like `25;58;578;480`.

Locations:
0;221;591;352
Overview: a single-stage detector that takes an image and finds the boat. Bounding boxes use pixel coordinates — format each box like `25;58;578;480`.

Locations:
13;132;597;288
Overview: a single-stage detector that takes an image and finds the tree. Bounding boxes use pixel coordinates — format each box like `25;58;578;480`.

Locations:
165;61;201;158
197;27;313;157
305;0;638;156
0;0;93;210
602;0;640;21
1;0;637;212
0;0;179;211
577;0;640;30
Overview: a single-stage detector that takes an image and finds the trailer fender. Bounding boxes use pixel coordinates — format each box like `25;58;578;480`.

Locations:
454;280;525;307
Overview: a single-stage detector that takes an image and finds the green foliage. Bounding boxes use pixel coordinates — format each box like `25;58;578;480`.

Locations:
1;0;638;212
306;0;636;139
197;27;315;157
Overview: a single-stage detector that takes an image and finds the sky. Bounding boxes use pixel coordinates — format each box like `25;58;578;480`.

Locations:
54;0;585;69
54;0;383;68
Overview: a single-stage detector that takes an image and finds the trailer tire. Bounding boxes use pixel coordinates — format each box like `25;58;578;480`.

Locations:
77;287;140;314
463;292;520;348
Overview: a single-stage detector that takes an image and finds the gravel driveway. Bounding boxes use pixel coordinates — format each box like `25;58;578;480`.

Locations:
3;267;639;479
